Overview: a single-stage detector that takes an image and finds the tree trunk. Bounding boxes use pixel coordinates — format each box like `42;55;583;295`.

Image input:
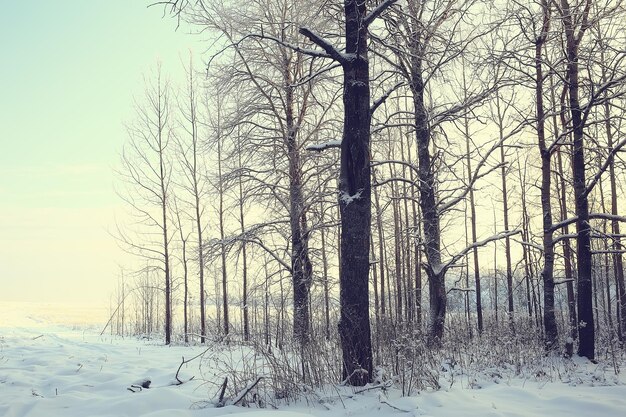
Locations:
283;52;313;344
601;52;626;340
237;138;250;341
556;147;577;339
495;94;514;327
408;20;446;345
174;204;189;344
156;82;172;346
534;1;558;350
216;108;229;336
373;168;387;319
462;89;483;334
560;0;594;360
319;192;332;340
553;68;579;340
336;0;374;385
392;179;404;322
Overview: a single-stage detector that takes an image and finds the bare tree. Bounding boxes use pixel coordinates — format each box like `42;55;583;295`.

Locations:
118;65;174;345
533;0;559;350
376;0;516;344
175;53;209;343
554;0;626;359
299;0;398;384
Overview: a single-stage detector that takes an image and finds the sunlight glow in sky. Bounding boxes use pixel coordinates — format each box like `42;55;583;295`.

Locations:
0;1;203;306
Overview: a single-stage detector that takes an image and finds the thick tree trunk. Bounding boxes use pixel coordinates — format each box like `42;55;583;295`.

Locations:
280;48;314;344
570;62;594;359
560;0;594;359
336;0;374;386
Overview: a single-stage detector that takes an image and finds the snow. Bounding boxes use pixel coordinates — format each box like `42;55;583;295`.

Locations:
305;140;342;152
2;303;626;417
339;189;363;205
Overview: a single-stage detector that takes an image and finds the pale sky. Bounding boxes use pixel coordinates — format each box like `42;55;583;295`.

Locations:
0;1;203;306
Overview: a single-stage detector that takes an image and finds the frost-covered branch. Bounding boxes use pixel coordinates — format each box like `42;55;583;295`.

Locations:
363;0;399;27
550;213;626;233
371;82;403;115
305;140;342;152
445;230;521;271
373;176;419;189
583;137;626;198
437;119;528;215
299;27;348;63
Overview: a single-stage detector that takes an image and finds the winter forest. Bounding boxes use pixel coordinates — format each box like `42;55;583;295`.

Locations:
3;0;626;416
113;0;626;388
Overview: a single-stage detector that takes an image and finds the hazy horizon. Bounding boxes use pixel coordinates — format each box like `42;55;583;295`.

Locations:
0;1;204;306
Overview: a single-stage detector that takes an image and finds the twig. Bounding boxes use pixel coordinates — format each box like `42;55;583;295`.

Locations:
215;377;228;407
231;376;264;406
340;368;368;386
381;399;411;413
354;380;393;393
173;349;209;385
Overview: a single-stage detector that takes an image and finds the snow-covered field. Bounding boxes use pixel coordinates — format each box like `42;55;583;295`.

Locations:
2;302;626;417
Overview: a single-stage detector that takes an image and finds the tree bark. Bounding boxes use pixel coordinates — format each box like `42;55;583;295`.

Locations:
559;0;594;360
406;12;446;345
534;0;558;350
285;69;313;344
336;0;375;385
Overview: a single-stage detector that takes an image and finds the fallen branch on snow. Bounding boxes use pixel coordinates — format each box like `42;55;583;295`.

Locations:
215;376;264;408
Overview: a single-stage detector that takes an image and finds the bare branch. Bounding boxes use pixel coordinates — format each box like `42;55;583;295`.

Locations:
445;230;521;272
583;137;626;198
371;82;403;115
299;27;349;64
363;0;399;27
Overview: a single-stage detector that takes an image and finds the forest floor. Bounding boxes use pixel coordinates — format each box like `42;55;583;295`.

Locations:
1;303;626;417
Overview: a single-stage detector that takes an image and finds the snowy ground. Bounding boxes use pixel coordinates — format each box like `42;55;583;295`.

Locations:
2;303;626;417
